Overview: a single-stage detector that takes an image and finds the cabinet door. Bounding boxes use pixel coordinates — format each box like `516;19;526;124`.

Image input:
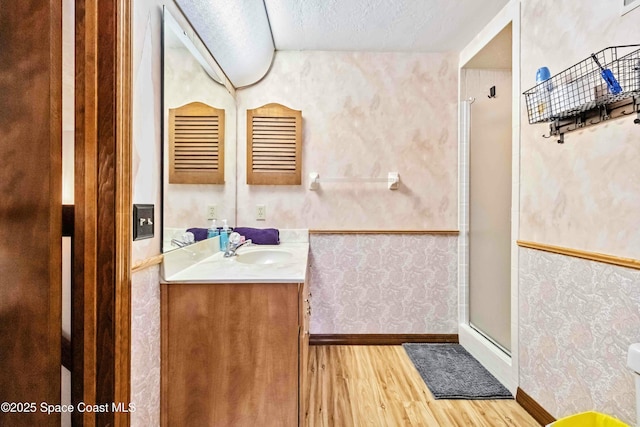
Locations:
163;283;299;427
298;280;311;426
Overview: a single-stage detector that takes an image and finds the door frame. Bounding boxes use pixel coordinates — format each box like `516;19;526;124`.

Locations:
457;0;520;393
73;0;132;425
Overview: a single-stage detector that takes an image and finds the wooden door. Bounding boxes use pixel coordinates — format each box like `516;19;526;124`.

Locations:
0;1;133;426
0;2;63;426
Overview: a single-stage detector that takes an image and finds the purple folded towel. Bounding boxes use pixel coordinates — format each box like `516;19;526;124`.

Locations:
186;227;208;242
233;227;280;245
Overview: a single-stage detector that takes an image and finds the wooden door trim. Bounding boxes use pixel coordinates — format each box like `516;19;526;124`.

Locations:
517;240;640;270
74;0;132;425
73;2;98;424
114;0;132;423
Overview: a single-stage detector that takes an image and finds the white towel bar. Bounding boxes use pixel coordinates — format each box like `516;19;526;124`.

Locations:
308;172;400;190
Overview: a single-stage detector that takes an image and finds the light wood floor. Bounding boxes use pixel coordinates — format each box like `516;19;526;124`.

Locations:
305;346;540;427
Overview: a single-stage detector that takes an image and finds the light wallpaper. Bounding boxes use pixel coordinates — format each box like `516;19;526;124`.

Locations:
519;248;640;425
132;2;162;265
131;3;163;427
235;50;459;230
519;0;640;258
130;266;161;427
309;234;458;334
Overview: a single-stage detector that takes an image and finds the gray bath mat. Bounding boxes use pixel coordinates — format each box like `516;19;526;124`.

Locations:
402;343;513;400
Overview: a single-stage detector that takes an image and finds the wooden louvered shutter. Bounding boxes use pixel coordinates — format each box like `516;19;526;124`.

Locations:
247;103;302;185
169;102;224;184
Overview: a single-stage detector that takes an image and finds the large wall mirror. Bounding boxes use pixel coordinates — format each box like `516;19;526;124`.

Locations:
162;7;236;252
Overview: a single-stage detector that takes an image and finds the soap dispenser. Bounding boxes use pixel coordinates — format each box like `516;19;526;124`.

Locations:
219;219;230;251
207;219;219;239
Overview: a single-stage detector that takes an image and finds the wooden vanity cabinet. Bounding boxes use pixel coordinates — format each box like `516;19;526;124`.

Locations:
161;281;309;427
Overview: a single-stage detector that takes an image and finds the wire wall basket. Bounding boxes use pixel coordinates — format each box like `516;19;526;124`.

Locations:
524;45;640;124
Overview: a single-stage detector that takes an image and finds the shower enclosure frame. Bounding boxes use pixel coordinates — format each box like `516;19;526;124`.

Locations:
457;0;521;394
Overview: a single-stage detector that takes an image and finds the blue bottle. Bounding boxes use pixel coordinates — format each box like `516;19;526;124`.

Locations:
536;67;552;89
207;219;219;239
219;219;230;251
535;66;553;119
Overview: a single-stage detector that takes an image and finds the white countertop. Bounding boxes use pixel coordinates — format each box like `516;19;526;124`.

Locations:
161;230;309;284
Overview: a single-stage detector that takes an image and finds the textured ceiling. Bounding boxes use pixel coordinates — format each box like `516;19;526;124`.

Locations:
175;0;275;88
174;0;511;88
264;0;510;52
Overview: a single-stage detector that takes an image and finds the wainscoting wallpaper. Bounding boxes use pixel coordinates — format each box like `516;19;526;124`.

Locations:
519;248;640;425
130;266;161;427
309;234;458;334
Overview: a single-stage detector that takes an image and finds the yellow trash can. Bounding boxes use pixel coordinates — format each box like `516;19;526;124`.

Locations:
547;411;630;427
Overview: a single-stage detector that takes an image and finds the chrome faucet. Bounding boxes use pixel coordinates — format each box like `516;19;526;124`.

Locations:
170;231;195;248
171;238;189;248
224;232;252;257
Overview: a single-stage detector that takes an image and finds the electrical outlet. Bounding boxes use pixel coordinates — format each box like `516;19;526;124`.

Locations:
256;204;266;221
206;205;218;220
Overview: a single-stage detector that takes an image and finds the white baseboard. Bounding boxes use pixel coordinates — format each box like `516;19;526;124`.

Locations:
459;324;517;394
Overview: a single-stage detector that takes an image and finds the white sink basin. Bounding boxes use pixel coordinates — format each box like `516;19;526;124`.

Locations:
235;249;293;265
235;250;293;265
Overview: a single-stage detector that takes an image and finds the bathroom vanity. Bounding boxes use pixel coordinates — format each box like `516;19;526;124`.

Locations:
160;235;310;427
